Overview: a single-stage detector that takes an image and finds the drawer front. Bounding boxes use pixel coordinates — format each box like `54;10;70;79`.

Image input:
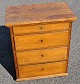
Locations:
18;61;67;78
13;22;69;35
14;31;69;51
16;47;68;66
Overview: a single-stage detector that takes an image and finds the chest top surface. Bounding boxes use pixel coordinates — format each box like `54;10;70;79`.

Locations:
5;2;77;27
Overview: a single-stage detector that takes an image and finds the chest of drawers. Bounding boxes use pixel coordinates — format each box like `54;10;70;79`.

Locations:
5;2;77;81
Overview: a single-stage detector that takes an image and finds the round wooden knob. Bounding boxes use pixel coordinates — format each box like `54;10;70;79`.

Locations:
42;69;43;70
40;27;42;29
41;54;43;57
41;40;43;42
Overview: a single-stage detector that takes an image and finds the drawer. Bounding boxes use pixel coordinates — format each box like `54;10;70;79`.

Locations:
13;22;70;35
18;61;67;78
14;31;69;51
16;47;68;66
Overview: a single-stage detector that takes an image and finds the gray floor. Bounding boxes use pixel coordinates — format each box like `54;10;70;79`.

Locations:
0;0;80;84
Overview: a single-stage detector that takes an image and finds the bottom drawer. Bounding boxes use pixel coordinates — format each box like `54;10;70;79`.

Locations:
18;61;67;79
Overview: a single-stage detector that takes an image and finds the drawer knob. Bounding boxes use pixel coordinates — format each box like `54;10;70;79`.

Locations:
40;27;42;29
42;69;43;71
41;54;43;57
41;40;43;42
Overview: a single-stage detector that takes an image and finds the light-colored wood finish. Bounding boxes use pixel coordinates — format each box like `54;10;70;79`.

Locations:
18;61;67;78
10;28;19;79
16;73;68;81
66;22;72;72
14;31;69;51
16;47;67;66
5;2;77;81
5;2;77;27
13;22;69;35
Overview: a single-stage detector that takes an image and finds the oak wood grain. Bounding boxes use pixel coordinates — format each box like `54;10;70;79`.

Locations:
16;47;68;66
13;22;69;35
16;73;68;81
5;2;77;27
14;31;69;51
18;61;67;78
10;28;19;79
67;22;72;72
5;2;77;81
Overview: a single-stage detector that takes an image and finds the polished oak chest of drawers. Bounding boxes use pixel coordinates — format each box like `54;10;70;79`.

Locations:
5;2;77;81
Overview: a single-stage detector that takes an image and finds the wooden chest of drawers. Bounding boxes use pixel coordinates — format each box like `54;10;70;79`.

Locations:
5;2;77;81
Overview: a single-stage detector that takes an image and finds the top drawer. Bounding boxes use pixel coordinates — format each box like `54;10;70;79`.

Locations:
13;22;70;35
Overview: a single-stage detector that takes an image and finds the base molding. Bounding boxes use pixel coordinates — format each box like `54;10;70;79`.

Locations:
16;73;68;82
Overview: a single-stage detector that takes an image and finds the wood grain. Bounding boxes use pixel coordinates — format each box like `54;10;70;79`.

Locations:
13;22;69;35
16;47;68;66
18;61;67;78
67;22;72;72
5;2;77;81
5;2;77;27
16;73;68;81
14;31;69;51
10;28;19;79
